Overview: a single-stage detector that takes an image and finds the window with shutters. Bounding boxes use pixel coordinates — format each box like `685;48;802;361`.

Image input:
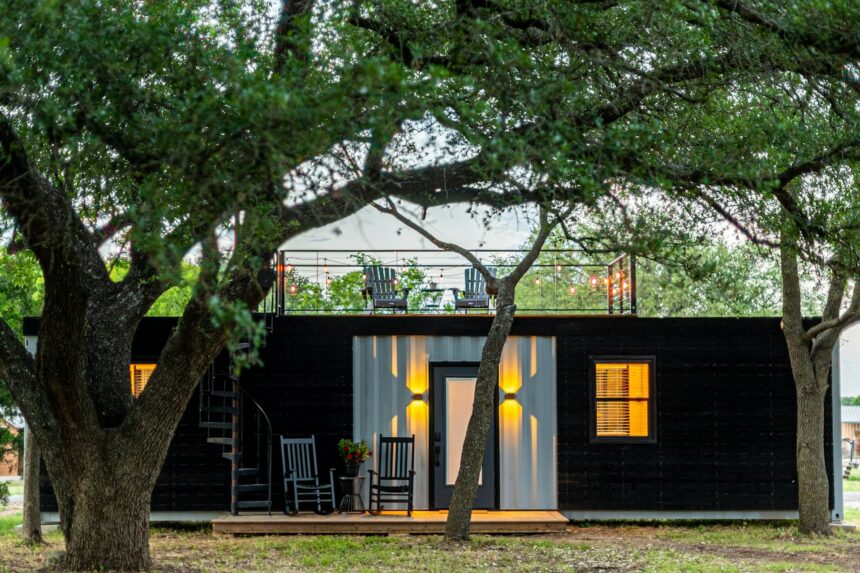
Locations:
590;357;655;443
129;363;156;398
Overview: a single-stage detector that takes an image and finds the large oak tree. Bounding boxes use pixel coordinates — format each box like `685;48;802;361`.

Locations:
1;0;855;568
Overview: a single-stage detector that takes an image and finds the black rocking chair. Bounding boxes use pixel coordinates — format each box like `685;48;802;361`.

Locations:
368;435;415;516
362;266;410;313
280;435;336;515
453;266;496;312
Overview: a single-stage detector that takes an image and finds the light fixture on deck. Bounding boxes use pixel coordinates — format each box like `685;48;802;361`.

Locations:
411;392;425;402
503;392;517;401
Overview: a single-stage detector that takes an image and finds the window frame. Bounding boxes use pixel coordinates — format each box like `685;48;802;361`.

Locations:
588;355;657;444
129;363;157;398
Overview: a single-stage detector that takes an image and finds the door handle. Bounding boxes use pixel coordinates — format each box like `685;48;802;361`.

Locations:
434;445;441;467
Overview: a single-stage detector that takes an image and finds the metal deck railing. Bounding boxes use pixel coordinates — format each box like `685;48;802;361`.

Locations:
258;249;636;316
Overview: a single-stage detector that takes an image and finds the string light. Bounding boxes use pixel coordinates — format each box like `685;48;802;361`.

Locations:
603;277;610;286
362;273;367;281
325;274;332;286
556;263;562;272
285;262;293;273
569;285;577;295
615;271;622;281
535;276;541;285
590;276;598;289
323;258;328;274
289;284;298;295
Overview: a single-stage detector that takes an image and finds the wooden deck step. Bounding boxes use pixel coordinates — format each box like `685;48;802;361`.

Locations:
212;510;568;535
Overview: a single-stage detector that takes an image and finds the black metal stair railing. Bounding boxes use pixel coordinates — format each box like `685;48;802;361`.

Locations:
199;350;273;516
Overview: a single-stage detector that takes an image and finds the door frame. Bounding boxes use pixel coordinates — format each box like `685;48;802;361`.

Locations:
428;361;500;510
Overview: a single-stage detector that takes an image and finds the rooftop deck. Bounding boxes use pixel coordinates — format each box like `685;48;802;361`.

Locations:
212;510;568;535
260;249;636;316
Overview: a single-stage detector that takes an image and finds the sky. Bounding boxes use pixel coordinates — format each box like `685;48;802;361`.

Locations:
283;204;533;251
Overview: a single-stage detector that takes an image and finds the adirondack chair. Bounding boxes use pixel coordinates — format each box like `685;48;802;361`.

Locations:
280;435;336;515
368;435;416;515
453;266;496;312
362;266;410;313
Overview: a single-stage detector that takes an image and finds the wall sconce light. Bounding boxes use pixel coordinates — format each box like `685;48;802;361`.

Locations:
411;392;425;401
503;392;517;401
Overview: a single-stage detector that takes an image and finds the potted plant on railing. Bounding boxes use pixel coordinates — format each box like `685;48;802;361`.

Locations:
338;438;372;477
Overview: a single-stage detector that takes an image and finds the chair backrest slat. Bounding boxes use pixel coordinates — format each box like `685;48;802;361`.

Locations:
464;267;496;299
377;435;415;480
280;436;319;482
364;266;401;300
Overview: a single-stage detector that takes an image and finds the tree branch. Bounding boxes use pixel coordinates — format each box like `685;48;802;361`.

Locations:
273;0;315;75
806;279;860;341
0;115;108;285
372;198;492;280
0;319;58;450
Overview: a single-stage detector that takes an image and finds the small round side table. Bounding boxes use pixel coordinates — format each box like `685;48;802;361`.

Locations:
338;476;366;513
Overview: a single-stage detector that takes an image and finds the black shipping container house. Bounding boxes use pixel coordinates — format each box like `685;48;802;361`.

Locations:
23;315;845;524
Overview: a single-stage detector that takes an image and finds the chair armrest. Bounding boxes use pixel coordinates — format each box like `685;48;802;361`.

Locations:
450;288;461;299
401;287;411;298
284;468;294;478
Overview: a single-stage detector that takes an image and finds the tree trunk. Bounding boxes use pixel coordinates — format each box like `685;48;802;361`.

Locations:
445;287;515;540
780;239;835;536
22;427;42;544
795;378;831;534
53;460;154;570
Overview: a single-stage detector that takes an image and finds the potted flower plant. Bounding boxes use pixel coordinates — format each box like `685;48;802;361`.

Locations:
337;438;372;477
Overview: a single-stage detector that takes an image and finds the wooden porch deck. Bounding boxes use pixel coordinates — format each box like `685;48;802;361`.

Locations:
212;510;568;535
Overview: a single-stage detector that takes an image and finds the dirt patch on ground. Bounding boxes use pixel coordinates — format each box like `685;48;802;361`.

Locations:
542;524;860;572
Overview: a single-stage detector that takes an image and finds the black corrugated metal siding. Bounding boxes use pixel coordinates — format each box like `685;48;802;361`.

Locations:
36;315;832;514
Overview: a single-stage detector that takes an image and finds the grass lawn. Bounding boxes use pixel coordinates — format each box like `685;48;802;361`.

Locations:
0;514;858;572
3;480;23;498
844;467;860;492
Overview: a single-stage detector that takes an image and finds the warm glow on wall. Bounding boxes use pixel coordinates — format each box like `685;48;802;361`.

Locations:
407;400;427;435
500;398;522;478
406;336;428;394
499;341;522;395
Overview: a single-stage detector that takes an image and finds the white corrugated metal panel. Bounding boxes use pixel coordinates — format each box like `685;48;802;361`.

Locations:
353;335;557;510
